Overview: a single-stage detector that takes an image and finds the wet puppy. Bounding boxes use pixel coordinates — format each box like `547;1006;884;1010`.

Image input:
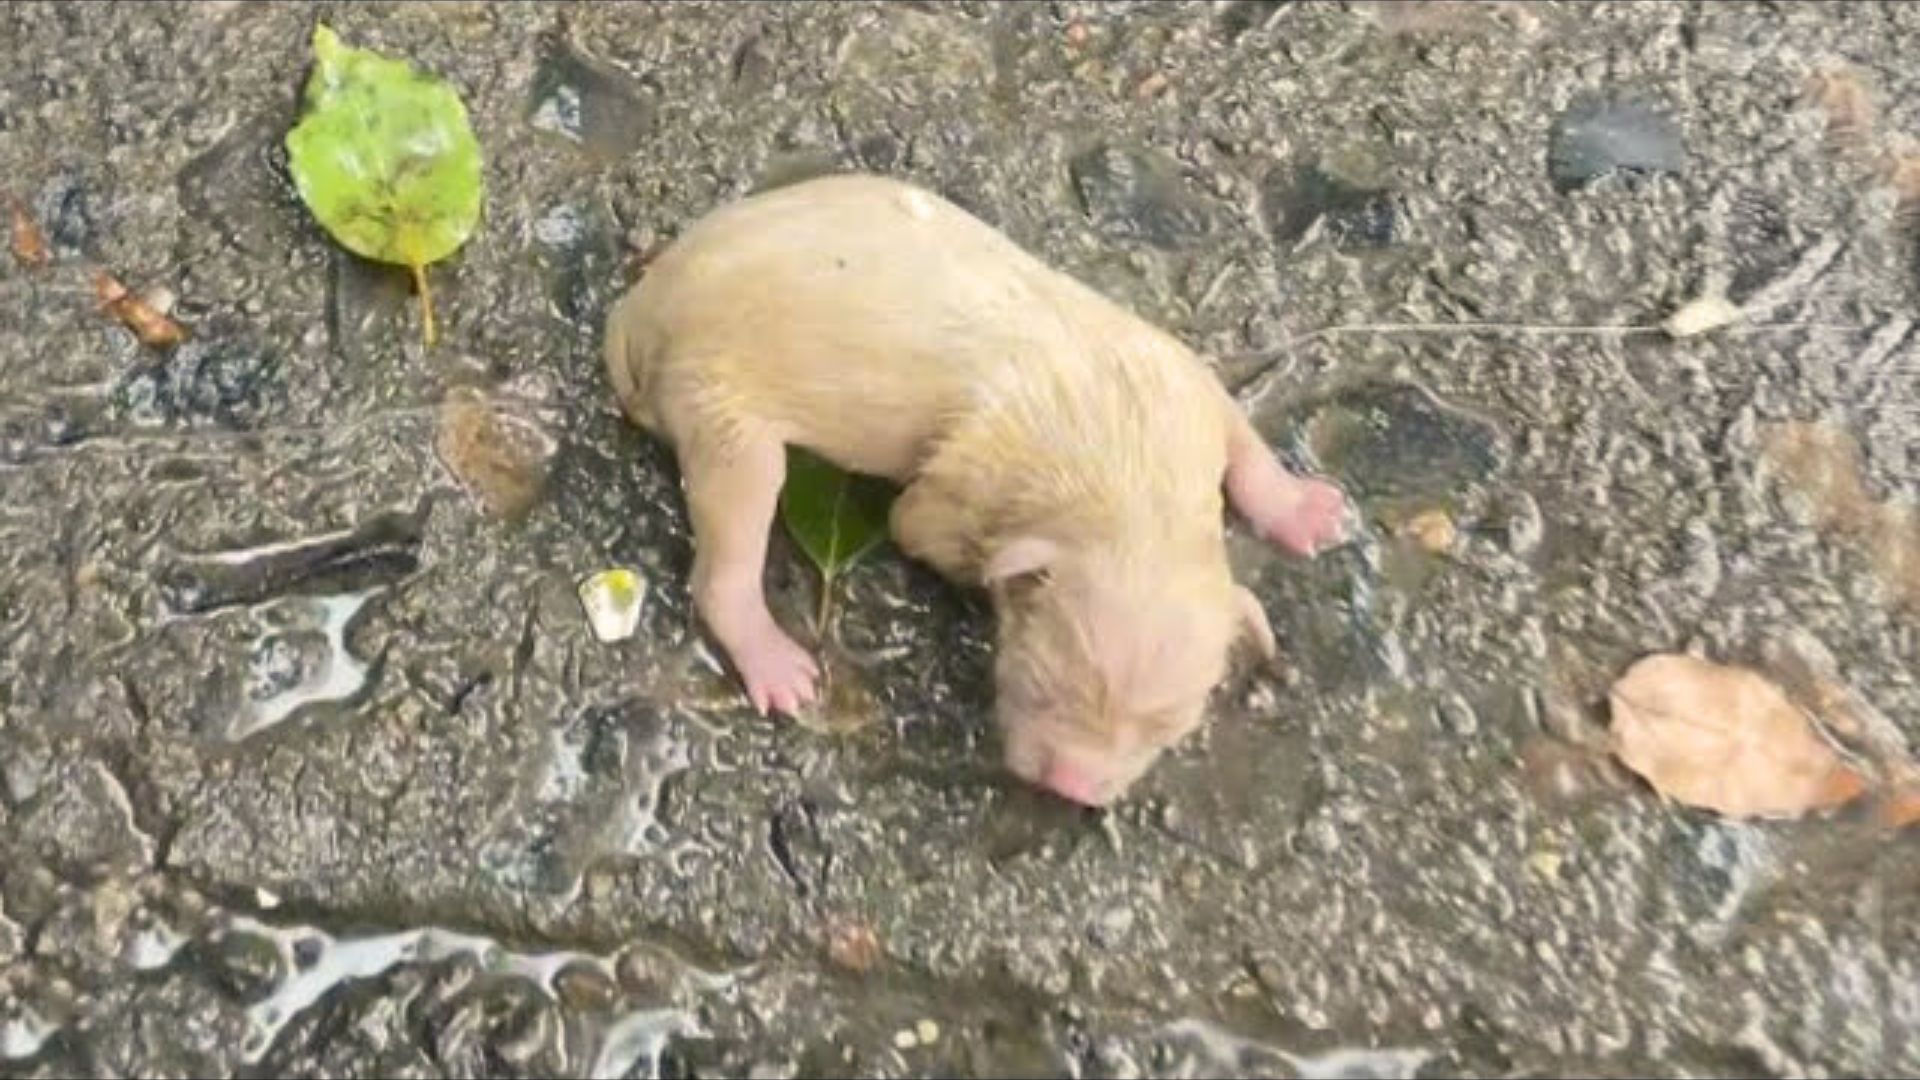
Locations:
605;174;1347;805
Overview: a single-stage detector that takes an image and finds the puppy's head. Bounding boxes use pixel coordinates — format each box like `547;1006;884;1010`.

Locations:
982;536;1275;807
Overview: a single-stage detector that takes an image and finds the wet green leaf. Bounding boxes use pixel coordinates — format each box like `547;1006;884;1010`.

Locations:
285;23;484;346
780;447;896;581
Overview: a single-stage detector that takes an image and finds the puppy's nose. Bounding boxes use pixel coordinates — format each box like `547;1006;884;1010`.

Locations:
1041;757;1106;807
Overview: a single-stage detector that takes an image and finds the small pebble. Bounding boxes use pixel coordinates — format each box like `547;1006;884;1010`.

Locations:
578;568;648;643
1528;849;1564;882
1403;509;1457;553
893;1028;919;1050
915;1018;940;1044
140;285;177;316
1662;294;1742;338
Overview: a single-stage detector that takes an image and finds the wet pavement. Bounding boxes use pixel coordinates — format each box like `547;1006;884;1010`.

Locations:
1;2;1917;1077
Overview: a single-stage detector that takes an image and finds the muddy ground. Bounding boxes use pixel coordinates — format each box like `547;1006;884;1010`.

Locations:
2;2;1917;1077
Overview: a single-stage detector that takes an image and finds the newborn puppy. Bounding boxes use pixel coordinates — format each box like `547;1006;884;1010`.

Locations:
605;174;1347;806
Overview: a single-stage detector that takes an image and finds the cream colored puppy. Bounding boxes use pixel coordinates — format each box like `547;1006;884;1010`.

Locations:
606;174;1347;806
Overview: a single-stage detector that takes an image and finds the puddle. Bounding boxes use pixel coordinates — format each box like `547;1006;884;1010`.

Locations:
124;916;189;971
590;1009;702;1080
234;590;377;740
481;702;693;901
1158;1019;1432;1080
1287;380;1506;504
1069;142;1215;249
527;37;654;162
236;923;419;1061
226;914;728;1072
159;509;422;616
1547;97;1687;194
1264;158;1403;249
0;1009;58;1061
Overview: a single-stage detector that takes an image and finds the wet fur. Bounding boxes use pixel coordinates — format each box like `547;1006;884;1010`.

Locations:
606;173;1300;803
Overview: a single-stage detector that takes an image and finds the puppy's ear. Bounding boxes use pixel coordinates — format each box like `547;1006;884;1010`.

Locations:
983;536;1060;586
1233;585;1277;661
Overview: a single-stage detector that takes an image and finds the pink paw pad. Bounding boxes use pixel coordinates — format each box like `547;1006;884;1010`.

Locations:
732;627;821;718
1259;477;1351;557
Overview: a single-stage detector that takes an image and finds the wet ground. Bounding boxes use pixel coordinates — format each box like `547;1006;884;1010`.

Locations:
2;1;1917;1077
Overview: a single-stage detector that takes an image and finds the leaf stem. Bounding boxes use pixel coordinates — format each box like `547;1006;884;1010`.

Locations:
816;568;837;643
410;262;436;347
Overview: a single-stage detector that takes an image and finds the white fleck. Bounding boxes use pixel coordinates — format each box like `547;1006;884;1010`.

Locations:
126;920;188;971
0;1010;58;1061
140;285;177;316
531;85;583;141
1662;295;1742;338
591;1008;702;1080
236;591;379;740
229;913;731;1068
535;204;586;250
1158;1018;1432;1080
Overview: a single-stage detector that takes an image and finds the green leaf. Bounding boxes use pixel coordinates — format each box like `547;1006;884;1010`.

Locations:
285;23;484;346
779;447;897;581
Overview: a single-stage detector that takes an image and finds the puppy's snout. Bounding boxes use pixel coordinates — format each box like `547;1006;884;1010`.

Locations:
1039;756;1109;807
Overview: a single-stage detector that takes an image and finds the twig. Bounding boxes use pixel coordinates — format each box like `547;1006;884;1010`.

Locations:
1737;234;1846;319
1848;315;1914;410
1231;316;1876;406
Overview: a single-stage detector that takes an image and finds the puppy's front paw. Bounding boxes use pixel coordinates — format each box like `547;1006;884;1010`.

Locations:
731;623;822;718
1257;477;1350;557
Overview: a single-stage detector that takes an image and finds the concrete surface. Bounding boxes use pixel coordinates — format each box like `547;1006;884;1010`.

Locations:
1;2;1916;1077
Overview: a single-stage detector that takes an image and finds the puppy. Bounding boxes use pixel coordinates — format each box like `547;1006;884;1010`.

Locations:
605;174;1347;805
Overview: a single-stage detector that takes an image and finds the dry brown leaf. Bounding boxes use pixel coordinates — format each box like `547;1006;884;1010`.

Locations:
1805;65;1876;148
824;919;882;973
1762;627;1919;779
7;193;50;267
433;387;557;519
92;269;188;348
1608;653;1868;820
